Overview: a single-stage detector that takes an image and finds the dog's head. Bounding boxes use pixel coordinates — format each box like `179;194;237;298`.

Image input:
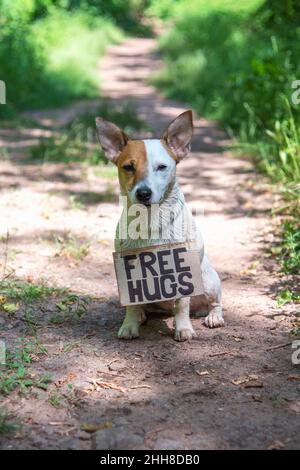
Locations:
95;110;193;206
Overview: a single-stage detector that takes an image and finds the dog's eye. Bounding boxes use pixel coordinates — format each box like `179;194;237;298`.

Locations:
157;164;167;171
123;164;135;172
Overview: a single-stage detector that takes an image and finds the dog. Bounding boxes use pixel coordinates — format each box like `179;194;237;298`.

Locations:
96;110;224;341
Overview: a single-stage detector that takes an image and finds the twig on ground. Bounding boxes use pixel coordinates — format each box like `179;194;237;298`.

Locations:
130;384;152;390
209;351;233;357
266;342;292;351
107;358;118;369
88;378;126;393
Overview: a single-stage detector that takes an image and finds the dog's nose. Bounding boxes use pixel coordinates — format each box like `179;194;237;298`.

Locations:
136;186;152;204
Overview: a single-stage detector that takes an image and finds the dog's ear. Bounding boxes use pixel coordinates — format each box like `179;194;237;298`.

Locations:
95;117;129;163
162;110;193;160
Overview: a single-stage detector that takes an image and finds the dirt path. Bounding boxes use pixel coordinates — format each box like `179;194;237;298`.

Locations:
0;38;299;450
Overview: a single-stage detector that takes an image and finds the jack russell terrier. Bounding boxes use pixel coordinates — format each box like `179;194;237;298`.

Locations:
96;110;224;341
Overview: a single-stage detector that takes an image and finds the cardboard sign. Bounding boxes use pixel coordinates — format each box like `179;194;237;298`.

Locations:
113;242;204;306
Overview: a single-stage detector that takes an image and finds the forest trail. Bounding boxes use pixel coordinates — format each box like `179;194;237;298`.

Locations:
0;38;299;450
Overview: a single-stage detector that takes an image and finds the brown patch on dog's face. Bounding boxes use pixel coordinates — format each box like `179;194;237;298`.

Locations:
117;140;147;194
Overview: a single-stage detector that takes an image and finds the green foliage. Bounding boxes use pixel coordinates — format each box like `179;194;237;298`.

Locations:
0;279;59;303
0;276;89;395
68;101;148;135
0;2;122;115
30;101;147;164
30;133;98;164
55;233;90;260
277;289;300;307
149;0;261;18
276;206;300;275
0;337;50;395
253;0;300;30
0;0;153;116
0;275;89;326
154;0;300;274
68;0;152;33
0;1;47;114
50;293;89;324
49;393;62;408
147;0;175;19
268;185;300;278
154;0;300;181
32;9;122;106
0;408;21;434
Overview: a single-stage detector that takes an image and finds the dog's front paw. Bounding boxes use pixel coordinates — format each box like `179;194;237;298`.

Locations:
204;310;224;328
118;322;140;340
174;327;197;342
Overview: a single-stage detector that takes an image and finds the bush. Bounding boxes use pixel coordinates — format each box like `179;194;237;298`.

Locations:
32;9;122;107
0;1;122;115
153;0;300;275
69;0;150;32
154;0;300;183
29;101;147;164
0;1;47;114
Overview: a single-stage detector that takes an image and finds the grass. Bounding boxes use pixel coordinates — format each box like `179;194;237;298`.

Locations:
62;340;83;354
66;100;148;135
0;277;90;432
0;277;90;327
54;233;90;261
0;279;62;329
49;393;62;408
0;337;51;396
92;166;118;180
29;101;148;165
277;290;300;307
277;213;300;275
69;195;85;211
50;294;90;325
0;276;91;397
273;191;300;310
148;0;262;18
0;148;9;161
153;0;300;280
0;5;123;116
0;409;21;435
0;0;155;119
0;279;60;304
49;383;80;408
33;10;122;106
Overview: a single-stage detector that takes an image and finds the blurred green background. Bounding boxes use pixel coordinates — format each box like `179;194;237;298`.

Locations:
0;0;144;113
0;0;299;275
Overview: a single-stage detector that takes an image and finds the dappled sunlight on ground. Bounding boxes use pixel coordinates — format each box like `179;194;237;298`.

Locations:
0;38;299;450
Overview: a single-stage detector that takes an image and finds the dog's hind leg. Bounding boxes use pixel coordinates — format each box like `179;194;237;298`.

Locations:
201;254;225;328
118;306;146;340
